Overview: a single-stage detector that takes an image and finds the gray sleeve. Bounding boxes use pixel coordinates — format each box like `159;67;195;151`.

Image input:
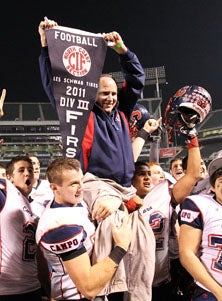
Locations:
149;138;160;162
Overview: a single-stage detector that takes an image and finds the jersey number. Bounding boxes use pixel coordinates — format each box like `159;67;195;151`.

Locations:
23;222;37;261
149;212;166;250
210;234;222;272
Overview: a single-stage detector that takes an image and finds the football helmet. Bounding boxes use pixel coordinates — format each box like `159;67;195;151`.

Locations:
164;85;212;144
129;103;151;139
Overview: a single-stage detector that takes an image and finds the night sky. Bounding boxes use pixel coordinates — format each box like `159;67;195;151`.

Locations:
1;0;222;114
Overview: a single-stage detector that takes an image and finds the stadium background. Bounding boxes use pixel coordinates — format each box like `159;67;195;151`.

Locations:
0;94;221;178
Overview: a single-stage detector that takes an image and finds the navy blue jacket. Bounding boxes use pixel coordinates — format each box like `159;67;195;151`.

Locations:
39;47;145;187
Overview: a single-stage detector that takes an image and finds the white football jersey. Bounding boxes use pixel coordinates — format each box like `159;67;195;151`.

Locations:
36;200;96;300
0;179;41;294
180;194;222;291
140;179;173;286
30;178;54;218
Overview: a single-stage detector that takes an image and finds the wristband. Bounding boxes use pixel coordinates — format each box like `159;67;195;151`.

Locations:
125;196;141;213
136;128;150;140
115;41;124;50
125;198;138;213
187;136;199;149
109;246;127;264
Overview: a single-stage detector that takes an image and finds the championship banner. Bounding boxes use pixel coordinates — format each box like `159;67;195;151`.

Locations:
45;26;107;158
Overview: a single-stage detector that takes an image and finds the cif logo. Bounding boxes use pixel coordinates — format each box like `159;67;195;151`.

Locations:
63;46;91;77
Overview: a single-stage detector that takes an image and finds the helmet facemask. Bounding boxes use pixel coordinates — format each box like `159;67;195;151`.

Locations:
178;107;200;129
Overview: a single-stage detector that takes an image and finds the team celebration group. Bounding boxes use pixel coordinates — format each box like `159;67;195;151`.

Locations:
0;17;222;301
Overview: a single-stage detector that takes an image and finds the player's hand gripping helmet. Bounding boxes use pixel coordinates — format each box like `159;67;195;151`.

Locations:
129;103;151;139
164;85;212;144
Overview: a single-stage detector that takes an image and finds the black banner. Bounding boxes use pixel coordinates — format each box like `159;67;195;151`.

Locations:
45;26;107;157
